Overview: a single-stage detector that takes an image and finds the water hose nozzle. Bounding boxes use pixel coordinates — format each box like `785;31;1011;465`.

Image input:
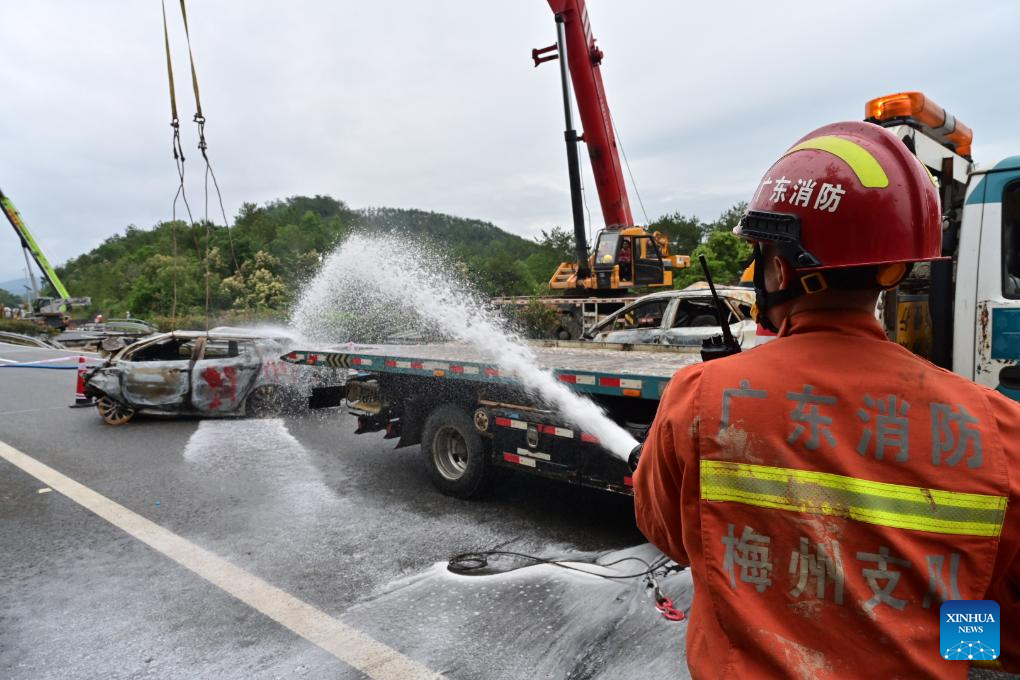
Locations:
628;444;643;472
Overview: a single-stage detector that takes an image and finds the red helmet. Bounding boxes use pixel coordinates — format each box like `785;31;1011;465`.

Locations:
735;121;941;270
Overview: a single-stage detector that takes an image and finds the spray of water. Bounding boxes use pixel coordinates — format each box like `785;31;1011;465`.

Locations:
291;233;638;461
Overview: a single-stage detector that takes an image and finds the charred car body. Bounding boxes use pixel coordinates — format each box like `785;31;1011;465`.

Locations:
84;328;339;425
581;286;757;347
56;318;159;354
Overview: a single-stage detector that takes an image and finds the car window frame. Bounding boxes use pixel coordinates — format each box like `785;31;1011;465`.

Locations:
608;297;673;332
120;333;198;363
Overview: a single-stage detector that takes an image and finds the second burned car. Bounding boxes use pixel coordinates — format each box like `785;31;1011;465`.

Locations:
581;287;757;347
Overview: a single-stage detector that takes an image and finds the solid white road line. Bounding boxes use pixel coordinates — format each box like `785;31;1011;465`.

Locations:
0;344;65;352
0;440;443;680
0;342;101;356
0;406;72;416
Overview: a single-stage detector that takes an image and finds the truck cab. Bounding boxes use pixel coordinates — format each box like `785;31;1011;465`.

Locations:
866;92;1020;399
955;156;1020;395
590;228;670;289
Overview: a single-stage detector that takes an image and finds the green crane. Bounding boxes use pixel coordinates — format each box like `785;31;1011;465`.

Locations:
1;186;71;299
1;186;89;327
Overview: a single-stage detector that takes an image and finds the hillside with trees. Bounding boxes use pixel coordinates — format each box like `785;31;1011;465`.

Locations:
49;194;750;326
648;201;752;288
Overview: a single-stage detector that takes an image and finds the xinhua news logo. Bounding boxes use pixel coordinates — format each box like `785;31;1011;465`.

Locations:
940;600;999;661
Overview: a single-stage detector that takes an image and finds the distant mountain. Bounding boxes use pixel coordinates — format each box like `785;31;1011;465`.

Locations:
0;277;32;295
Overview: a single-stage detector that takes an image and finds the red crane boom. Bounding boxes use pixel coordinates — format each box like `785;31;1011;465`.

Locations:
536;1;686;291
542;0;633;229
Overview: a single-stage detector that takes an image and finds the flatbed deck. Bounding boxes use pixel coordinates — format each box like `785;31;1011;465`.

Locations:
282;340;700;400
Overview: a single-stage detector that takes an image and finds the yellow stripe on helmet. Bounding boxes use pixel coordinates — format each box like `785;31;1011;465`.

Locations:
785;135;890;188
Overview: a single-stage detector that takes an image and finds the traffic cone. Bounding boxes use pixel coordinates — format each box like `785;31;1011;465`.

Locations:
69;354;93;408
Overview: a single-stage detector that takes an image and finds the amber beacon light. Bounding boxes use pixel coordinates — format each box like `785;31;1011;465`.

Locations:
865;91;973;158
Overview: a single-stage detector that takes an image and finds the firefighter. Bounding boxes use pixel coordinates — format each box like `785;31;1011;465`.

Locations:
618;238;634;281
633;121;1020;678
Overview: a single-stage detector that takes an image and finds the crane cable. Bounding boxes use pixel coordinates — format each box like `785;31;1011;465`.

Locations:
162;0;239;332
614;126;650;226
177;0;212;333
177;0;239;275
581;36;649;226
177;0;240;332
162;0;193;328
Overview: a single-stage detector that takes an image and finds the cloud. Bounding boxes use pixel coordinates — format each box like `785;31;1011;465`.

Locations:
2;0;1019;281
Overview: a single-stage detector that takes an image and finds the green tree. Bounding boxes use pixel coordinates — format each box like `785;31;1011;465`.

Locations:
674;230;752;289
536;226;575;260
123;253;206;316
470;252;537;297
705;201;748;234
520;226;577;292
510;298;560;338
0;288;22;308
648;212;704;256
221;250;288;310
523;251;560;291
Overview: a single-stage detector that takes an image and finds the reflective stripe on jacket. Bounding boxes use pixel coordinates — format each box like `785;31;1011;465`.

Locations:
634;309;1020;679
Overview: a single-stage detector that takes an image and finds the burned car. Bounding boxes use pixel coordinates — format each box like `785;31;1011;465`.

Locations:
582;286;757;347
56;318;159;354
84;329;339;425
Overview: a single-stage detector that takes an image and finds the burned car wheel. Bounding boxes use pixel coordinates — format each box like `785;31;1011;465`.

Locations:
422;404;491;499
96;396;136;426
246;385;290;418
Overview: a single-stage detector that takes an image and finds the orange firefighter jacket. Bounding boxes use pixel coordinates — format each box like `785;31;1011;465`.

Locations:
634;309;1020;679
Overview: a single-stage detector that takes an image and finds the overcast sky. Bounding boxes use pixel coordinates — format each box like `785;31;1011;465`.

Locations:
2;1;1019;284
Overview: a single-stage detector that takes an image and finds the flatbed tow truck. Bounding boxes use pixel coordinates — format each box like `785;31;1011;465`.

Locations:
282;90;1020;501
283;340;698;498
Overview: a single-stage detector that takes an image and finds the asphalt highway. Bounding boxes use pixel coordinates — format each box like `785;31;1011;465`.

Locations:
0;342;691;679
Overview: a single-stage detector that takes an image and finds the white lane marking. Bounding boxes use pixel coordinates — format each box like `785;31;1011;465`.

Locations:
0;357;16;363
0;440;443;680
0;406;73;416
0;343;101;357
0;355;96;367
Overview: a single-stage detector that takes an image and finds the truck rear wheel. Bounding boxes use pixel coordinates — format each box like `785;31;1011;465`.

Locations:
421;404;490;498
